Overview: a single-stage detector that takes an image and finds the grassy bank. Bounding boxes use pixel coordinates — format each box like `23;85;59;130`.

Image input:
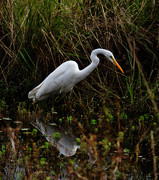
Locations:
0;0;159;179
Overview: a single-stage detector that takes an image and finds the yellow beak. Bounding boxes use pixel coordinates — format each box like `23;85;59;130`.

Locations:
112;57;124;74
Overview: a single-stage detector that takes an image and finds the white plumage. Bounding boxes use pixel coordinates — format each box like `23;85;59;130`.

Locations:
28;48;124;101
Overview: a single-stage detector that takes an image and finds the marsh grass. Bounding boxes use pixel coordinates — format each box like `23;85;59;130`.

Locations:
0;0;159;179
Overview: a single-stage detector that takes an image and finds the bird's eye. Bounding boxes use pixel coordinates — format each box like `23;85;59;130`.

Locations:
110;56;113;59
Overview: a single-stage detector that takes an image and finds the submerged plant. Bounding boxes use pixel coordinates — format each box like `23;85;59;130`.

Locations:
54;132;61;141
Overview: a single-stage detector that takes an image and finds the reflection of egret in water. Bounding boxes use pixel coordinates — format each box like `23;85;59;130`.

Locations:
31;118;80;156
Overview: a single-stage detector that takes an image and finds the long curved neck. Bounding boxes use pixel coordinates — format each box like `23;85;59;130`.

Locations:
75;49;103;83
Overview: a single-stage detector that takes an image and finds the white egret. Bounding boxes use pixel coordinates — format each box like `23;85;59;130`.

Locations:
28;48;124;101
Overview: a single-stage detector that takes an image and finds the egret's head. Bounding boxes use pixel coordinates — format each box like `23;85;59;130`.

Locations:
105;50;124;74
91;48;124;74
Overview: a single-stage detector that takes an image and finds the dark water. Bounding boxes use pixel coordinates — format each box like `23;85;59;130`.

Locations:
0;117;157;179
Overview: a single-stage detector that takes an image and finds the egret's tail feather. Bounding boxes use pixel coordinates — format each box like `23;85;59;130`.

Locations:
28;82;44;101
28;89;38;100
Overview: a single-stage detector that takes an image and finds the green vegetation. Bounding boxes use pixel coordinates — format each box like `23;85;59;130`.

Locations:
0;0;158;179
